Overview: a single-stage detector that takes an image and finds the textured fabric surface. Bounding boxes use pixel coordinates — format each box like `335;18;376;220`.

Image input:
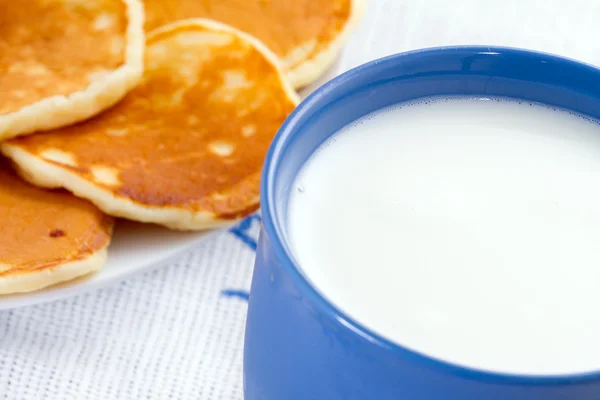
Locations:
2;1;600;398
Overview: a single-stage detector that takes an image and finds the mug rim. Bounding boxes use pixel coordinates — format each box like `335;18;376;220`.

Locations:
260;45;600;384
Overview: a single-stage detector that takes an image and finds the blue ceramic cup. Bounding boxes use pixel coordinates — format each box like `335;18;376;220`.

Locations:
244;46;600;400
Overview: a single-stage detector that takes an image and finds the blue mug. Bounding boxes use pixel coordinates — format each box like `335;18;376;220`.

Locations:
244;46;600;400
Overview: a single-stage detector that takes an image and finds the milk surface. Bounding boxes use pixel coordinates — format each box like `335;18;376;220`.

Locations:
287;97;600;375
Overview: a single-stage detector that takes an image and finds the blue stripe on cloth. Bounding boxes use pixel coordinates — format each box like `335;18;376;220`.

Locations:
228;214;262;251
223;215;261;301
221;289;250;301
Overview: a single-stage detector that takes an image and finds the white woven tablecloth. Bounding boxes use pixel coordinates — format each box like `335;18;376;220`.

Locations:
3;1;600;398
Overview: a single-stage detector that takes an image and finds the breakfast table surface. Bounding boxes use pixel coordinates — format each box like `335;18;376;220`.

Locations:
3;1;600;398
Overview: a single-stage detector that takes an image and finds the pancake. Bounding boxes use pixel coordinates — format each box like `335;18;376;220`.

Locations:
143;0;365;88
2;19;299;231
0;0;144;140
0;160;113;294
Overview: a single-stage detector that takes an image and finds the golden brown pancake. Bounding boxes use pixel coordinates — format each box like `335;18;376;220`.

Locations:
144;0;365;88
0;0;144;140
2;19;299;230
0;160;113;294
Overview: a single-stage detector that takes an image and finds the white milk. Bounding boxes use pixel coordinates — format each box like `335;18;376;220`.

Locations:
287;97;600;375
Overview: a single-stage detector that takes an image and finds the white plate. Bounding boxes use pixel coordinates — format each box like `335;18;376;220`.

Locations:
0;221;216;310
0;58;344;310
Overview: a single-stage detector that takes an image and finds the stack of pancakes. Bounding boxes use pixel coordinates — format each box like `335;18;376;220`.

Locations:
0;0;364;294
